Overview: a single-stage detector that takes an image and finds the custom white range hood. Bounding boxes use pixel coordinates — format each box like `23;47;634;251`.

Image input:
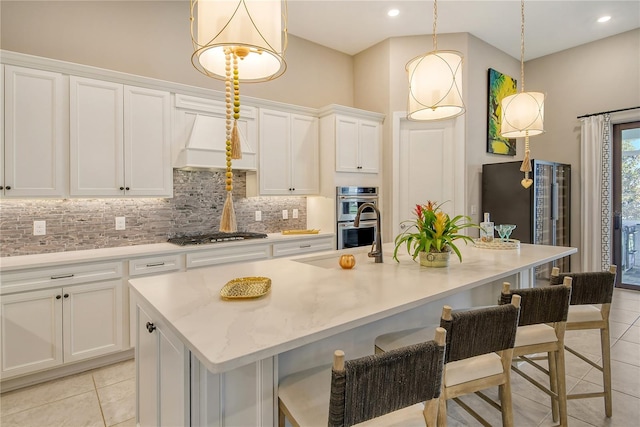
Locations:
172;94;257;171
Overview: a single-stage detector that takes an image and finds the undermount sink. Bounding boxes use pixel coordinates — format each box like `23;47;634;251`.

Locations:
293;250;407;270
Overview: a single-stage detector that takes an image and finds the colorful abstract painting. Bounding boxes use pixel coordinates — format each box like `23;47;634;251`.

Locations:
487;68;517;155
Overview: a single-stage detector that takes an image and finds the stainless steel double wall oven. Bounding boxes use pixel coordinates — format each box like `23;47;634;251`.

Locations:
336;186;378;250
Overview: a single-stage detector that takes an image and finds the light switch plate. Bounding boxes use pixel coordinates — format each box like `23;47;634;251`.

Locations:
115;217;126;230
33;220;46;236
255;211;262;221
292;208;299;219
282;209;289;220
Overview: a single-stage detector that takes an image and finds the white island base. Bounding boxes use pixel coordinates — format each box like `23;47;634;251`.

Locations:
129;243;576;427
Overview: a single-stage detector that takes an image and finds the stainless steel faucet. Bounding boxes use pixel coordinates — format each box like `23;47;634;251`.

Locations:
354;202;383;263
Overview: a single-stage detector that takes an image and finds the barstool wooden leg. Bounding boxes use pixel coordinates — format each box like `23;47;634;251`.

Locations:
278;403;286;427
602;324;613;417
424;398;439;426
556;344;569;426
548;350;559;422
437;395;448;427
500;350;515;427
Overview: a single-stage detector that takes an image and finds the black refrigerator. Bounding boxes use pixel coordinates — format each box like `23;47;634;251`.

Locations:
482;160;571;279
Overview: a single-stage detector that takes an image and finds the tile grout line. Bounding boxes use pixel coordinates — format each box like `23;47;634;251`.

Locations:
92;374;108;427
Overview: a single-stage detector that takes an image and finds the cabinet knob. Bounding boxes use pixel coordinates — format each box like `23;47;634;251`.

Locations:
125;187;130;191
0;186;3;190
146;322;156;333
63;293;69;298
56;295;62;300
120;187;125;191
5;186;11;190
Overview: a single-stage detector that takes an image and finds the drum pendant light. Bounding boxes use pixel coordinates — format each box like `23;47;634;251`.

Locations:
500;0;545;188
190;0;288;232
190;0;287;82
406;0;465;121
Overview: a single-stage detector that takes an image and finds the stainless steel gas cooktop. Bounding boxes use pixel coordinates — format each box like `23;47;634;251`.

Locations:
168;231;268;246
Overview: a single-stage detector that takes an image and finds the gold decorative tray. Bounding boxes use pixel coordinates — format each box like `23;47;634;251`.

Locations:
220;277;271;300
282;229;320;235
473;238;520;250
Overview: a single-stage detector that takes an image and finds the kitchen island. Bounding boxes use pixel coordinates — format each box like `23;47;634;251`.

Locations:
128;242;576;427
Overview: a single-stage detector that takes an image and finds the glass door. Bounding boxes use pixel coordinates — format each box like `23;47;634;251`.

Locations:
613;121;640;290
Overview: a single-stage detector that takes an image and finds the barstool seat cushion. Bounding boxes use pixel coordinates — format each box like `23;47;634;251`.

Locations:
567;305;602;323
278;363;430;427
374;327;435;353
514;323;559;347
445;353;503;387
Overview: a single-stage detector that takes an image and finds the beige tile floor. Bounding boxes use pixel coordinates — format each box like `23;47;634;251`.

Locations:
0;359;135;427
0;288;638;426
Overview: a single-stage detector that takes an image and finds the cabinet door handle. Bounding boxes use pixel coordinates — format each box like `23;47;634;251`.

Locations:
120;186;125;190
56;295;62;300
63;293;69;298
300;244;311;248
0;186;3;190
5;186;11;190
51;274;74;280
125;187;130;191
145;262;165;267
146;322;156;333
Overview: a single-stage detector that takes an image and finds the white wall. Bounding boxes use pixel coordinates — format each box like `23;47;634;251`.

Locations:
353;33;521;239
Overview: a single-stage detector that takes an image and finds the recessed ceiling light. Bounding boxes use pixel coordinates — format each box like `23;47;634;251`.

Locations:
388;9;400;17
597;15;611;23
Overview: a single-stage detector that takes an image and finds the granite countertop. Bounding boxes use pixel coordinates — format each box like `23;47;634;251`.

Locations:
0;232;334;272
128;242;577;374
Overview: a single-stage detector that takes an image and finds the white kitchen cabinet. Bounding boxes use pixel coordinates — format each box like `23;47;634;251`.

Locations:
0;279;123;379
2;65;66;197
271;235;334;257
0;288;63;377
136;302;189;427
186;243;271;269
335;115;380;173
253;108;319;195
172;94;257;170
70;76;172;197
127;253;185;351
0;262;124;379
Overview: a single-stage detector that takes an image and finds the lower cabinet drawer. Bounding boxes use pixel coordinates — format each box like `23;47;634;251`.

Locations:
186;244;271;269
272;236;334;258
1;262;123;295
129;255;184;277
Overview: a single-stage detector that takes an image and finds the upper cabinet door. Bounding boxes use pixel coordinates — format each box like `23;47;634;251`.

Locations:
124;86;172;197
357;119;380;174
70;76;124;196
257;108;319;196
335;116;359;173
70;77;172;197
290;114;319;194
3;66;66;197
334;114;380;174
259;109;291;195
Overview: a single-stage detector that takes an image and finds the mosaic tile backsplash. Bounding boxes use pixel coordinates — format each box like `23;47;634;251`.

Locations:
0;170;307;257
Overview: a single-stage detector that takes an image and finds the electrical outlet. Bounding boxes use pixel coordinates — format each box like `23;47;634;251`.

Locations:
471;205;478;215
255;210;262;221
282;209;289;220
115;217;126;230
33;220;46;236
292;208;299;219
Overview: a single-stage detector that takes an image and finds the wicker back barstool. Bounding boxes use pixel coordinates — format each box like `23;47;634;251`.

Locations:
550;265;617;417
278;327;447;427
500;277;572;426
375;296;522;427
